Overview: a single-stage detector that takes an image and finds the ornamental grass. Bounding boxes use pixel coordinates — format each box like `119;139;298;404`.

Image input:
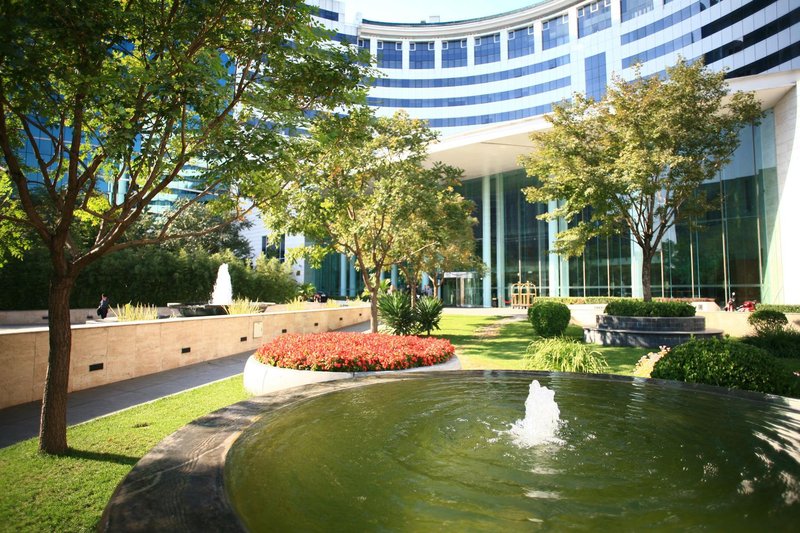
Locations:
255;332;455;372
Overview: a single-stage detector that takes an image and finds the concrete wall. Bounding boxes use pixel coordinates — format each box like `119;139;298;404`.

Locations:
0;305;369;410
0;307;175;326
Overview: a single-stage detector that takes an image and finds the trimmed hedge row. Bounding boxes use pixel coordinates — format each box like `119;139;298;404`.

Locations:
756;304;800;314
533;297;631;305
604;300;696;317
651;338;798;397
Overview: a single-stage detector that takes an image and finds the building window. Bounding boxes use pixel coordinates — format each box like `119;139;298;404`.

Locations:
584;52;607;101
621;0;654;22
378;41;402;69
475;33;500;65
442;39;467;68
578;1;611;38
508;27;535;59
410;41;434;69
542;14;569;50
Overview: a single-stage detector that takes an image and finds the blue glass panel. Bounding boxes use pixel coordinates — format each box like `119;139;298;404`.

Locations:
542;14;569;50
410;42;434;69
378;41;402;69
442;39;467;68
584;53;606;101
508;27;534;59
578;1;611;38
475;34;501;65
620;0;653;23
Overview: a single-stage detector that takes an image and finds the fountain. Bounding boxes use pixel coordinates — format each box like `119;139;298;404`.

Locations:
168;263;235;316
101;372;800;531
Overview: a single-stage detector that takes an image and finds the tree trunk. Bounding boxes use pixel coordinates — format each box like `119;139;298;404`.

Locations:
39;273;75;455
641;249;653;302
369;288;379;333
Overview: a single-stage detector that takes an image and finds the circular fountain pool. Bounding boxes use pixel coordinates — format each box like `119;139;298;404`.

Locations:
225;373;800;530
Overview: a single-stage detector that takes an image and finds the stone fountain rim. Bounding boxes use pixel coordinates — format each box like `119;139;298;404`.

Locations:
98;370;798;532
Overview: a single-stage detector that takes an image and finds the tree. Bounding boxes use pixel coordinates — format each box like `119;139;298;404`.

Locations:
391;184;481;302
260;108;463;332
520;59;762;301
0;0;366;454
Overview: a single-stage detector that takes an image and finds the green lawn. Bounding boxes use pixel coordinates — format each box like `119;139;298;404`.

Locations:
0;376;248;532
436;315;648;375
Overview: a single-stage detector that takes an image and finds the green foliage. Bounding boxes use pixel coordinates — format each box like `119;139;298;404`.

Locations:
415;296;444;335
527;301;571;337
377;293;444;336
0;171;31;267
0;245;298;309
747;309;789;334
525;337;609;373
520;59;762;301
114;303;159;322
286;297;308;311
378;293;417;336
604;300;696;317
534;296;632;305
224;298;264;315
756;304;800;314
651;338;797;396
740;330;800;359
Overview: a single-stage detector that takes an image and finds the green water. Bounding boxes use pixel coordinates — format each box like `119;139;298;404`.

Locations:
225;374;800;531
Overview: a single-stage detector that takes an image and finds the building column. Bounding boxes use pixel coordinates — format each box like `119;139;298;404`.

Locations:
391;264;399;288
348;257;357;297
547;200;569;296
495;174;506;307
774;84;800;304
482;175;492;307
630;237;644;298
339;254;348;297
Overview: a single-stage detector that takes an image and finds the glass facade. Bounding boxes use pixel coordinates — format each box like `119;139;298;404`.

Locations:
442;39;467;68
474;34;501;65
578;0;612;39
542;14;569;50
410;41;434;69
377;41;402;69
508;27;535;59
584;52;607;101
620;0;653;23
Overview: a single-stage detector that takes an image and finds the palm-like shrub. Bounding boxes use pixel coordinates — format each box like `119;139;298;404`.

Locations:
415;296;443;335
527;301;571;337
525;338;608;373
378;293;417;335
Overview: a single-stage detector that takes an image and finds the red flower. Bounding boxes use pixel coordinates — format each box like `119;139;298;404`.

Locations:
255;332;455;372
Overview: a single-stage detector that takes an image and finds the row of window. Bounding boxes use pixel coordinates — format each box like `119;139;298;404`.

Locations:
426;103;554;128
367;76;570;108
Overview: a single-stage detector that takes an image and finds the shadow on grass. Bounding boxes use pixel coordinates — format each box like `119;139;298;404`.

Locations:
66;448;139;466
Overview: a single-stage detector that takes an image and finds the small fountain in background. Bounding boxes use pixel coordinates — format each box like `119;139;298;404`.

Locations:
508;380;563;447
210;264;233;305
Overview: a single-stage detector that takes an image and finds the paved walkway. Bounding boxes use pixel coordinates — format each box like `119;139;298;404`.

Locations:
0;320;373;448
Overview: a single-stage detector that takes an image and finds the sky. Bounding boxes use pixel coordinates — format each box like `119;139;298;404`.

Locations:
342;0;543;24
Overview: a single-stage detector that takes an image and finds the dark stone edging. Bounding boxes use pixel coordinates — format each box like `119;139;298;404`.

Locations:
585;314;723;347
597;315;707;332
99;371;796;532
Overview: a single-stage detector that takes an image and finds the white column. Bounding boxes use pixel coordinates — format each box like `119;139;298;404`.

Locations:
548;200;561;297
630;237;644;298
774;84;800;304
482;176;492;307
339;254;347;296
495;174;506;307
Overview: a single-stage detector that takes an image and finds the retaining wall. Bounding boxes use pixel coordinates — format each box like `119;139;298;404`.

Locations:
0;305;369;410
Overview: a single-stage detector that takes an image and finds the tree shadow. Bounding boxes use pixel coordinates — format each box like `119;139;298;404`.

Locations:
66;448;140;466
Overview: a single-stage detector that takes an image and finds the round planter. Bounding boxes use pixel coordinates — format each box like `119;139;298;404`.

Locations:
243;354;462;396
584;314;723;348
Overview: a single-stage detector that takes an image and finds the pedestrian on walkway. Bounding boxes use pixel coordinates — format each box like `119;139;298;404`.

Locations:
97;294;110;319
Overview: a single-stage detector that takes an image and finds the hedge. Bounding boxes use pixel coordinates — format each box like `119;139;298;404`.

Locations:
604;300;696;317
755;304;800;314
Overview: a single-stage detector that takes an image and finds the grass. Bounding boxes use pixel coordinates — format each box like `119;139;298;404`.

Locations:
0;376;248;532
436;316;647;375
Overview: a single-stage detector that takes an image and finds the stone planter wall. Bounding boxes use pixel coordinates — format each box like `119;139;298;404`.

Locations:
584;314;723;348
0;305;370;410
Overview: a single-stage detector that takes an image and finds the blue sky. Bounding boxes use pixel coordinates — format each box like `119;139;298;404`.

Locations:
342;0;542;24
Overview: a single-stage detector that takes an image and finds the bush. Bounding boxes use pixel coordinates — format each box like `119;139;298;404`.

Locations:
415;296;444;335
651;338;797;396
604;300;695;317
756;304;800;314
748;309;788;335
525;338;608;373
256;332;455;372
377;294;443;336
527;301;571;337
741;329;800;358
533;296;631;305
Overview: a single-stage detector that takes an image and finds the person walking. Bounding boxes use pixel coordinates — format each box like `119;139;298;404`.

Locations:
97;294;110;319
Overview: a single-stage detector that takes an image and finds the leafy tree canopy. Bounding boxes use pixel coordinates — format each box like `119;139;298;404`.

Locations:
520;59;762;301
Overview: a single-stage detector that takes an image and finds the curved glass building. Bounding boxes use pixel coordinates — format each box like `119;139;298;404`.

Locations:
296;0;800;307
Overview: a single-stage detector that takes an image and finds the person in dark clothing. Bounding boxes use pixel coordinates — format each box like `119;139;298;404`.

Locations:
97;294;110;319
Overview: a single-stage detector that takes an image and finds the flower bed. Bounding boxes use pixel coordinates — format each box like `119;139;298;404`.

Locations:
255;332;455;372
